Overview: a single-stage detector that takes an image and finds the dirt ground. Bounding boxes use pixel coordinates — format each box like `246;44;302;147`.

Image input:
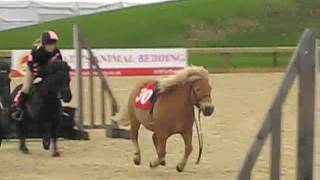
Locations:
0;73;319;180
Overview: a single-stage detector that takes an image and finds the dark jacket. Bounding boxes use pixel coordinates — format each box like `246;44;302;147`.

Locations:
28;46;63;76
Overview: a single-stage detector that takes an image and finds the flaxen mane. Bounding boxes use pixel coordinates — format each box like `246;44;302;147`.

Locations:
158;66;209;93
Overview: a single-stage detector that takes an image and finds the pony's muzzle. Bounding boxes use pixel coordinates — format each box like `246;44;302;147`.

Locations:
59;89;72;103
200;103;214;116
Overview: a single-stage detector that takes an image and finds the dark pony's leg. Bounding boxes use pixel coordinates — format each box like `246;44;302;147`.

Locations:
17;118;29;154
41;120;50;150
0;125;2;147
0;120;3;147
50;115;60;157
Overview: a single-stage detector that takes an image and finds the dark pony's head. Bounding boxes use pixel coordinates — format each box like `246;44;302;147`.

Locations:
40;61;72;103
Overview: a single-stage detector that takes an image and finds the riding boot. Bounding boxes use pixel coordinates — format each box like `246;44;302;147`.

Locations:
12;92;28;121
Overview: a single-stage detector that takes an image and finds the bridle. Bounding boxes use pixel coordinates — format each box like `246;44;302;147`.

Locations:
191;86;211;108
189;81;211;164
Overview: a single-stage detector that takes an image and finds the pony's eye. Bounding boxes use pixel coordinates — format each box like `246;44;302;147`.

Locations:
195;87;201;92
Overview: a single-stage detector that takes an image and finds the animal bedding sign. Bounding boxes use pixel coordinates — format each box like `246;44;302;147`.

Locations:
11;48;188;77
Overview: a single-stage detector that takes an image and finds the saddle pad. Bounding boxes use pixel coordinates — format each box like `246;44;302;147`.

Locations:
135;81;158;110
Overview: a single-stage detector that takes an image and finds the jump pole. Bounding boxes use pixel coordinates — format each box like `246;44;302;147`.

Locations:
73;24;84;130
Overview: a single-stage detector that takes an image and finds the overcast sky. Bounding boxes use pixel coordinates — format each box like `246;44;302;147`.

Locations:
0;0;173;3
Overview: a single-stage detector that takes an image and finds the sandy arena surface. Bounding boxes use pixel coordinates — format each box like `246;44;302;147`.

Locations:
0;73;319;180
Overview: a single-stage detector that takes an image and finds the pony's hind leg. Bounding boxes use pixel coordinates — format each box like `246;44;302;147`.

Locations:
17;119;29;154
150;134;167;168
176;132;193;172
152;133;166;166
131;118;141;165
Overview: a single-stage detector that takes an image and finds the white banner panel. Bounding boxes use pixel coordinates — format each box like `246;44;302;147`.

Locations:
11;48;188;76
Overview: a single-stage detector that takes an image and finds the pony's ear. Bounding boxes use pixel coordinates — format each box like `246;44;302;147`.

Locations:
187;75;201;83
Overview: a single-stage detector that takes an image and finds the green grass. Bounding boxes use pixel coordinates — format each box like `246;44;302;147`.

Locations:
0;0;319;49
189;53;291;68
0;0;318;68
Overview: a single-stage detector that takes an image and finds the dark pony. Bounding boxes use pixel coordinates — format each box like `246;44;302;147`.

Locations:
11;61;72;157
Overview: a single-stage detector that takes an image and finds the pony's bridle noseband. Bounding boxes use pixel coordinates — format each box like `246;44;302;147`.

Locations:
191;87;211;108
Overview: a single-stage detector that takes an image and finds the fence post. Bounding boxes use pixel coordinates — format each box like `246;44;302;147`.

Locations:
272;52;278;67
223;53;231;67
270;106;281;180
297;29;316;180
73;24;84;129
101;84;106;125
89;53;95;127
315;38;319;179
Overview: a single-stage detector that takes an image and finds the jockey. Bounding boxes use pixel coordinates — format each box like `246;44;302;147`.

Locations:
12;30;63;120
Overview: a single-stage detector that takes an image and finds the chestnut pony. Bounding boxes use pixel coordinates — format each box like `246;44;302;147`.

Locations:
117;66;214;172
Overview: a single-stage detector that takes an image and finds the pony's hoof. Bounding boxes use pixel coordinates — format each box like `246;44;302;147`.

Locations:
176;164;184;173
160;160;166;166
20;147;29;154
42;140;50;150
149;161;159;169
133;153;141;165
133;157;141;165
133;158;141;166
52;151;60;157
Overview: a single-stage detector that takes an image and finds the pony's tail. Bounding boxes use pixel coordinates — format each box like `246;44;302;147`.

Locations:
115;105;130;126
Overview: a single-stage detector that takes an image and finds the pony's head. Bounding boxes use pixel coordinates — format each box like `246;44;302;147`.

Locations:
40;61;72;103
190;76;214;116
158;66;214;116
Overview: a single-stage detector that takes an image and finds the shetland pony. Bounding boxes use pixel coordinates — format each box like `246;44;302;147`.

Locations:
11;61;72;157
117;66;214;172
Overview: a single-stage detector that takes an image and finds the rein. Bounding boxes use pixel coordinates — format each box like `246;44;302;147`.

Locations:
195;108;203;164
190;85;206;164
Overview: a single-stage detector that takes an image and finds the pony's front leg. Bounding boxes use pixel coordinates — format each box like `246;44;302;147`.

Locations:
42;122;50;150
176;132;193;172
50;120;60;157
150;134;167;168
17;119;29;154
